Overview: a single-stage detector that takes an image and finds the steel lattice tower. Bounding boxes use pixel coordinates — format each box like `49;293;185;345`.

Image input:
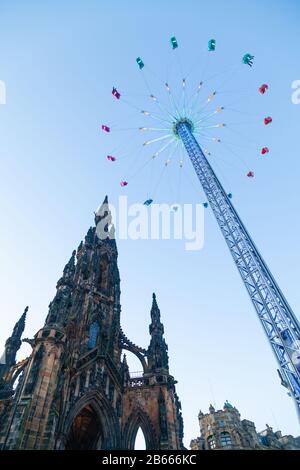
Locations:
175;119;300;419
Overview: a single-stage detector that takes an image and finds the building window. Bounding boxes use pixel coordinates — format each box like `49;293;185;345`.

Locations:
88;322;100;349
218;420;225;427
207;435;216;449
220;432;232;448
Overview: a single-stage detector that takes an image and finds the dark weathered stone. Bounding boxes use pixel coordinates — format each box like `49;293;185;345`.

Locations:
0;198;184;450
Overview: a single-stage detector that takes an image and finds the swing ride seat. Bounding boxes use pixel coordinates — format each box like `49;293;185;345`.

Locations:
261;147;269;155
264;116;272;125
144;199;153;206
170;37;178;49
208;39;216;51
242;53;254;66
136;57;145;69
112;87;121;99
259;84;269;94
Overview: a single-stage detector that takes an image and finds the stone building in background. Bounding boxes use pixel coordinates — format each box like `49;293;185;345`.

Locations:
190;401;300;450
0;197;184;450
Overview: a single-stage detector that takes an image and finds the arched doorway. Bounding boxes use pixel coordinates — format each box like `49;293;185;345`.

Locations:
65;405;102;450
123;411;157;449
62;391;121;450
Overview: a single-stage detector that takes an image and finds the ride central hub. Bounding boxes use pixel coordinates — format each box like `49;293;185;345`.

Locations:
173;118;194;137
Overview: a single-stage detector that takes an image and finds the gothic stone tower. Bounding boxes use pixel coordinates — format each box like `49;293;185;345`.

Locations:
0;198;184;450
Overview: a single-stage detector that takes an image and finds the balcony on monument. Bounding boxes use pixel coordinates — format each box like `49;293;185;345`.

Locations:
129;371;144;388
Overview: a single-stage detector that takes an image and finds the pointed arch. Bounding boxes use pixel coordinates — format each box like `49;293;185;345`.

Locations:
119;330;148;372
122;409;158;450
60;390;121;449
65;404;102;449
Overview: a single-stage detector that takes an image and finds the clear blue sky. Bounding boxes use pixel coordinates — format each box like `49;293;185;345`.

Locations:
0;0;300;448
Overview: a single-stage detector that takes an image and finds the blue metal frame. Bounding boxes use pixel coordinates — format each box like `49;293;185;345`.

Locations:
177;121;300;419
